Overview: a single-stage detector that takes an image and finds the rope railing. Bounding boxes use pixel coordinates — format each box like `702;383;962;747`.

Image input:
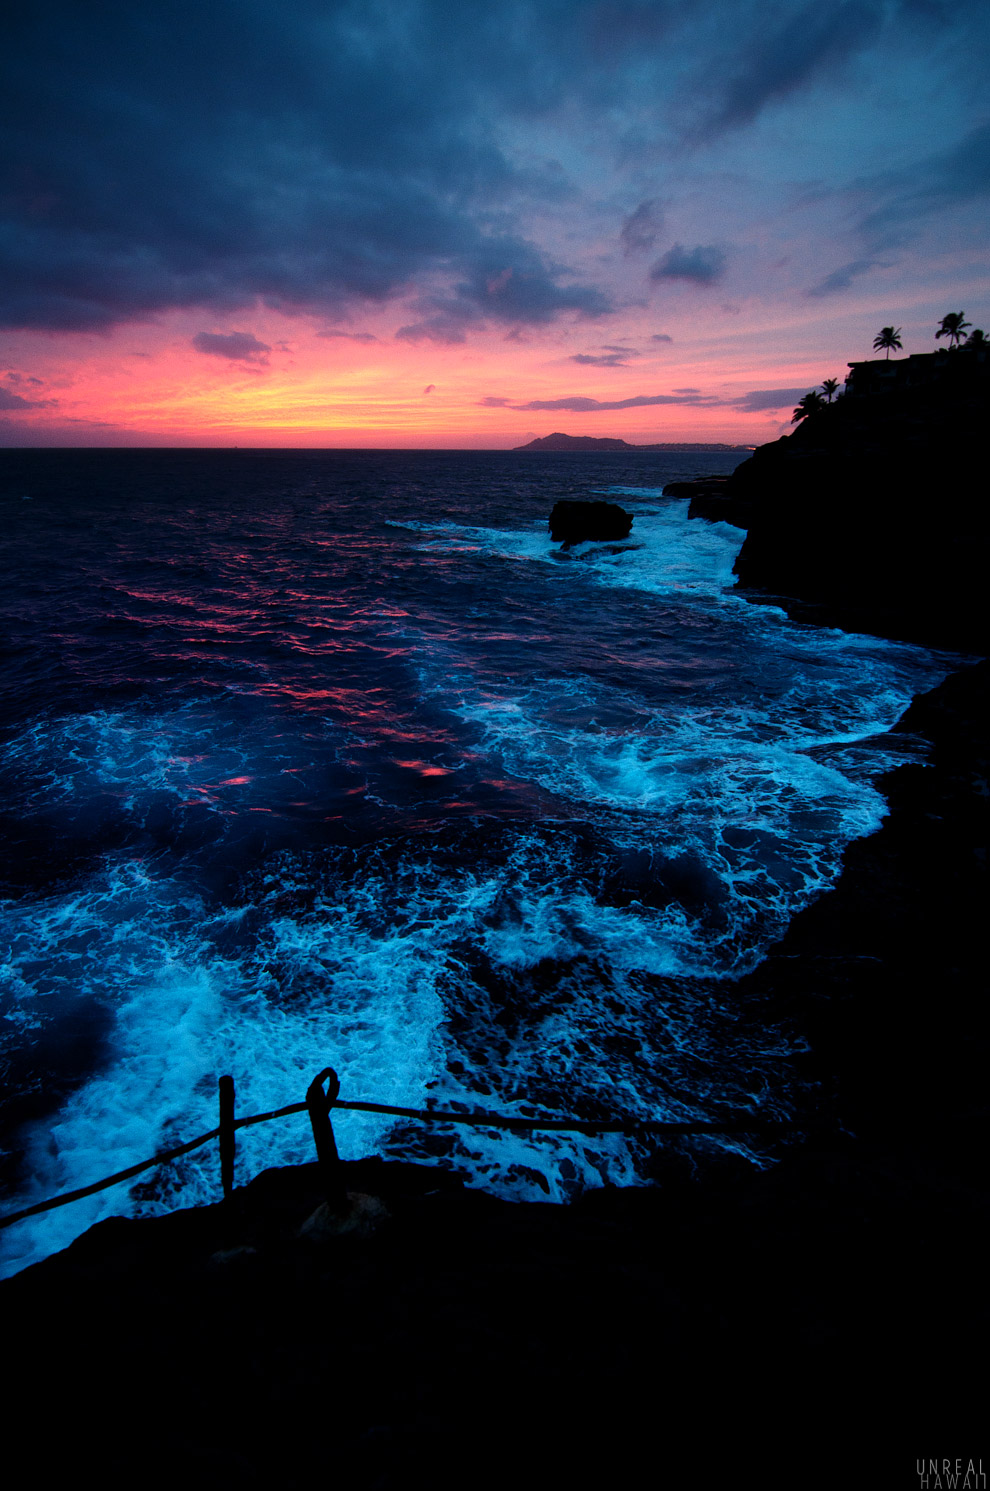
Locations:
0;1067;798;1232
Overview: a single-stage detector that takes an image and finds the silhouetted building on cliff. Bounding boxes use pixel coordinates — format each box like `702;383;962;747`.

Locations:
844;342;988;398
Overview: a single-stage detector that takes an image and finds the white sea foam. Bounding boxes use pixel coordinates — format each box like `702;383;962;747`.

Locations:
425;669;891;962
0;849;451;1276
595;486;668;497
0;486;956;1270
397;503;741;598
3;825;719;1269
1;705;251;813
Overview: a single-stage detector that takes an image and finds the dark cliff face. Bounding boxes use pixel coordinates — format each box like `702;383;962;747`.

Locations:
740;658;989;1129
729;354;990;651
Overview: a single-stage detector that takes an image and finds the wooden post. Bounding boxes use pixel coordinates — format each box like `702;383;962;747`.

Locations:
306;1067;345;1208
219;1075;235;1199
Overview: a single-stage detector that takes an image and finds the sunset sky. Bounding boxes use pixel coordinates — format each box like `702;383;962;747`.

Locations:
2;0;988;447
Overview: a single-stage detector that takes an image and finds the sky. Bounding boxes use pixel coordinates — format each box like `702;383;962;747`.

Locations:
1;0;988;448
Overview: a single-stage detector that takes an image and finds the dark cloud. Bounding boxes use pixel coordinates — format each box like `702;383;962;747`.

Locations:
396;301;475;346
315;330;380;342
694;1;885;139
192;331;272;363
423;384;436;394
0;1;618;338
650;244;726;284
807;121;990;293
0;388;39;411
646;0;989;149
478;396;512;406
650;333;674;343
853;122;990;242
806;257;888;297
584;2;677;55
0;387;54;411
620;198;664;256
511;392;715;411
2;1;985;343
729;387;816;412
571;350;634;366
396;238;610;342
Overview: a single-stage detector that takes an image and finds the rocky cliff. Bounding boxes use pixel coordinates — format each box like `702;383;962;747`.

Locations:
728;351;990;650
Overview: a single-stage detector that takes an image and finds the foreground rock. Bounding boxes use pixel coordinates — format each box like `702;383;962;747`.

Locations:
4;1140;986;1489
548;498;633;543
743;658;989;1129
726;351;990;650
662;473;752;527
3;663;987;1489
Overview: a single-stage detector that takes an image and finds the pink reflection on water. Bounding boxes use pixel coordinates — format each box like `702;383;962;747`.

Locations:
122;588;198;609
394;759;453;777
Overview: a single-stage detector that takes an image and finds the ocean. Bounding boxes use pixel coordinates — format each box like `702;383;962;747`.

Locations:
0;448;957;1276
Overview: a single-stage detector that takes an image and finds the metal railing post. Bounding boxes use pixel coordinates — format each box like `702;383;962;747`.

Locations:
219;1075;236;1199
306;1067;345;1208
1;1078;800;1233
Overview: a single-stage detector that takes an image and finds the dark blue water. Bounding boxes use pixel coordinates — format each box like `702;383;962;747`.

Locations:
0;449;955;1274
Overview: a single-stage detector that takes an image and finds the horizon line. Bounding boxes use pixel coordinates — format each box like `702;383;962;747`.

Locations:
0;442;756;453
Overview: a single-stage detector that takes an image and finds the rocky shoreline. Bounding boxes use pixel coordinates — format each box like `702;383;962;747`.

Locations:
4;407;988;1485
684;352;990;652
5;659;986;1488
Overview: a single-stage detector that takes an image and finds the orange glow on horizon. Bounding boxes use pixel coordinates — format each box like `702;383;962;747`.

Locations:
4;275;983;449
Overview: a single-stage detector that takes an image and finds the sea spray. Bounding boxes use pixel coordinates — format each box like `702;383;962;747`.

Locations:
0;450;958;1274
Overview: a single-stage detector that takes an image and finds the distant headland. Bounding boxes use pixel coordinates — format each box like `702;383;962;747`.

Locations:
513;432;750;451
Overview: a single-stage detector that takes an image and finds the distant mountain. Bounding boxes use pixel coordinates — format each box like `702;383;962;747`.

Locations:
514;433;634;450
513;432;749;451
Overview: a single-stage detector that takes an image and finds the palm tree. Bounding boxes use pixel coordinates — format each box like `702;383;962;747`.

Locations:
821;377;840;402
936;313;971;349
792;390;826;423
872;326;902;359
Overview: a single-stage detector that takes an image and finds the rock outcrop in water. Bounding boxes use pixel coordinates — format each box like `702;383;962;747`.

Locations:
663;473;752;528
548;498;633;543
726;348;990;651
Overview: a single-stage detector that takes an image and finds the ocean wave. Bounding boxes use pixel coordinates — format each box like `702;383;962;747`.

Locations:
0;457;958;1274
